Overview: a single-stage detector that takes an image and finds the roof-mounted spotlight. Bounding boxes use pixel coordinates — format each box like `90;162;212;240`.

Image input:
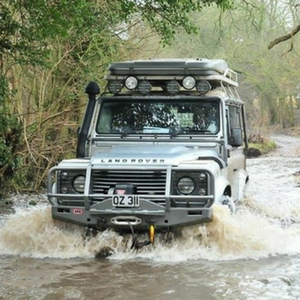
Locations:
138;80;152;95
182;76;196;90
125;76;138;90
196;80;211;95
108;80;123;94
166;80;180;94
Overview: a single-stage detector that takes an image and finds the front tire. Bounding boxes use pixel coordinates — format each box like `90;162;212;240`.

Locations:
221;195;236;213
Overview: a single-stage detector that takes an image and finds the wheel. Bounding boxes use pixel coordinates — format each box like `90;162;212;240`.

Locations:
221;195;236;213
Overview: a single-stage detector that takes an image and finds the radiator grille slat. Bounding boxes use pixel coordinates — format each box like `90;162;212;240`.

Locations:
92;169;167;205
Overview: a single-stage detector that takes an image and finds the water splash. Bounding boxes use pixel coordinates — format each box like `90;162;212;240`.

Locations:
1;203;300;261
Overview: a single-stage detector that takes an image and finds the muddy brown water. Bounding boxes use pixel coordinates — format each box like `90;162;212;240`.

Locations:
1;134;300;300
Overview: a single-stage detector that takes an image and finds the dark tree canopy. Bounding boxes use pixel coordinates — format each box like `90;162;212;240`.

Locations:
0;0;234;65
0;0;234;193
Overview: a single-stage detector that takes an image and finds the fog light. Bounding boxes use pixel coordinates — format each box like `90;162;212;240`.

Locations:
199;173;206;181
61;171;68;179
138;80;152;94
166;80;180;94
125;76;138;90
108;80;123;94
61;186;69;194
196;80;211;95
73;175;85;193
199;188;206;195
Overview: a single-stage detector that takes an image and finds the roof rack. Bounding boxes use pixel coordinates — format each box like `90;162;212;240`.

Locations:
105;58;238;87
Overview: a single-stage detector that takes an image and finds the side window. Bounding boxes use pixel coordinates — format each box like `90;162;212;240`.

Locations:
228;105;243;147
229;105;241;129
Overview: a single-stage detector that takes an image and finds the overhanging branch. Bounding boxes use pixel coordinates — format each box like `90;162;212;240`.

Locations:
268;24;300;50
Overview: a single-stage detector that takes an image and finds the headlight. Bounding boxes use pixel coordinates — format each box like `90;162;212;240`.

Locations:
125;76;138;90
182;76;196;90
73;175;85;193
177;177;195;194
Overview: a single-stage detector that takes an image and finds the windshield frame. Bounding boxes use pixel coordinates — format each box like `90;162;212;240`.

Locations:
95;95;222;138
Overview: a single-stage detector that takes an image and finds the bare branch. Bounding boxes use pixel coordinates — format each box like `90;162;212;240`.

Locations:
281;40;294;56
268;24;300;50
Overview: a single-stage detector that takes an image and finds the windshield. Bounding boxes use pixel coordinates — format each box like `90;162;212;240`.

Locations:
96;98;220;135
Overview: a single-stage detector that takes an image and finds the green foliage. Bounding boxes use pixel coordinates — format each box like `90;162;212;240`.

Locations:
248;134;276;155
0;0;234;193
1;0;100;64
0;0;298;195
161;0;300;129
120;0;233;45
1;0;233;64
0;75;22;193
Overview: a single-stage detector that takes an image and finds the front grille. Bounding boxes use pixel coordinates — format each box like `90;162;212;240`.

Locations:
92;169;167;205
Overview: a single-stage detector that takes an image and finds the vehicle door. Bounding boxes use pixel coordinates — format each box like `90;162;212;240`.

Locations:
226;104;247;201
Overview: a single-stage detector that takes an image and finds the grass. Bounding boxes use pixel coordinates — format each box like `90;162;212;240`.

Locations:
248;133;277;155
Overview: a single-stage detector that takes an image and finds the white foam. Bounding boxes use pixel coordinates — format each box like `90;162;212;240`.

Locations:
1;203;300;261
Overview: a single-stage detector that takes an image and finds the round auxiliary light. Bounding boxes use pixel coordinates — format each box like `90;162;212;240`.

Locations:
108;80;123;94
199;188;206;195
196;80;211;95
61;186;69;194
182;76;196;90
61;171;68;179
73;175;85;193
138;80;152;95
199;172;206;181
166;80;180;95
125;76;138;90
177;177;195;195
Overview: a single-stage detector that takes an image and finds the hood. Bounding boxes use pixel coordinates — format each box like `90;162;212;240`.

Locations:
91;144;225;168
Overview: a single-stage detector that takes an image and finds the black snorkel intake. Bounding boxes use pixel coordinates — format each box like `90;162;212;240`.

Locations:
76;81;100;158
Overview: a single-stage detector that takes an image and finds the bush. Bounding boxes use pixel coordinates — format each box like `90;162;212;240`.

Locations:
248;133;276;156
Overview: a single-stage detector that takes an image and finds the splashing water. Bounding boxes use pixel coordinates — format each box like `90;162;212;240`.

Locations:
0;205;123;259
2;135;300;300
1;202;300;262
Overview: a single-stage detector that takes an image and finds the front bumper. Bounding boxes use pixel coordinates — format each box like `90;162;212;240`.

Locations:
48;164;215;232
50;196;213;232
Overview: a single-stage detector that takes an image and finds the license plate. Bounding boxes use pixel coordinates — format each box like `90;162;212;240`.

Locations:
112;195;140;207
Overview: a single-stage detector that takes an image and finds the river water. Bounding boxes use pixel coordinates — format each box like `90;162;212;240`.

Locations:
0;134;300;300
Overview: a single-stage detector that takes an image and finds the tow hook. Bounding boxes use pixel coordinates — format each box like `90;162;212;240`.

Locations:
129;222;156;251
149;224;155;244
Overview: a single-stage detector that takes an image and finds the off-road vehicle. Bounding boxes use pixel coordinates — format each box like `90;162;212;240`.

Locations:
47;58;248;244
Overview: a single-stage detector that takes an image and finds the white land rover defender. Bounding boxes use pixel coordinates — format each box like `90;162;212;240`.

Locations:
47;58;248;244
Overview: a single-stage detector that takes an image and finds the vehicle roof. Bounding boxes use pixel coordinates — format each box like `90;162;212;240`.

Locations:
108;58;229;76
106;58;238;88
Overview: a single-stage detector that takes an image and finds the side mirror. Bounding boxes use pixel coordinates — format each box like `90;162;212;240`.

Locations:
230;128;243;147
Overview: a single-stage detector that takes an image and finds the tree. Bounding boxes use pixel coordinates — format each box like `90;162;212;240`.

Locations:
0;0;233;62
160;0;300;128
0;0;234;193
259;0;300;51
268;25;300;50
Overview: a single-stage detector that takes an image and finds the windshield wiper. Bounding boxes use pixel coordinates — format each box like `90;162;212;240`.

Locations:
120;127;143;137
